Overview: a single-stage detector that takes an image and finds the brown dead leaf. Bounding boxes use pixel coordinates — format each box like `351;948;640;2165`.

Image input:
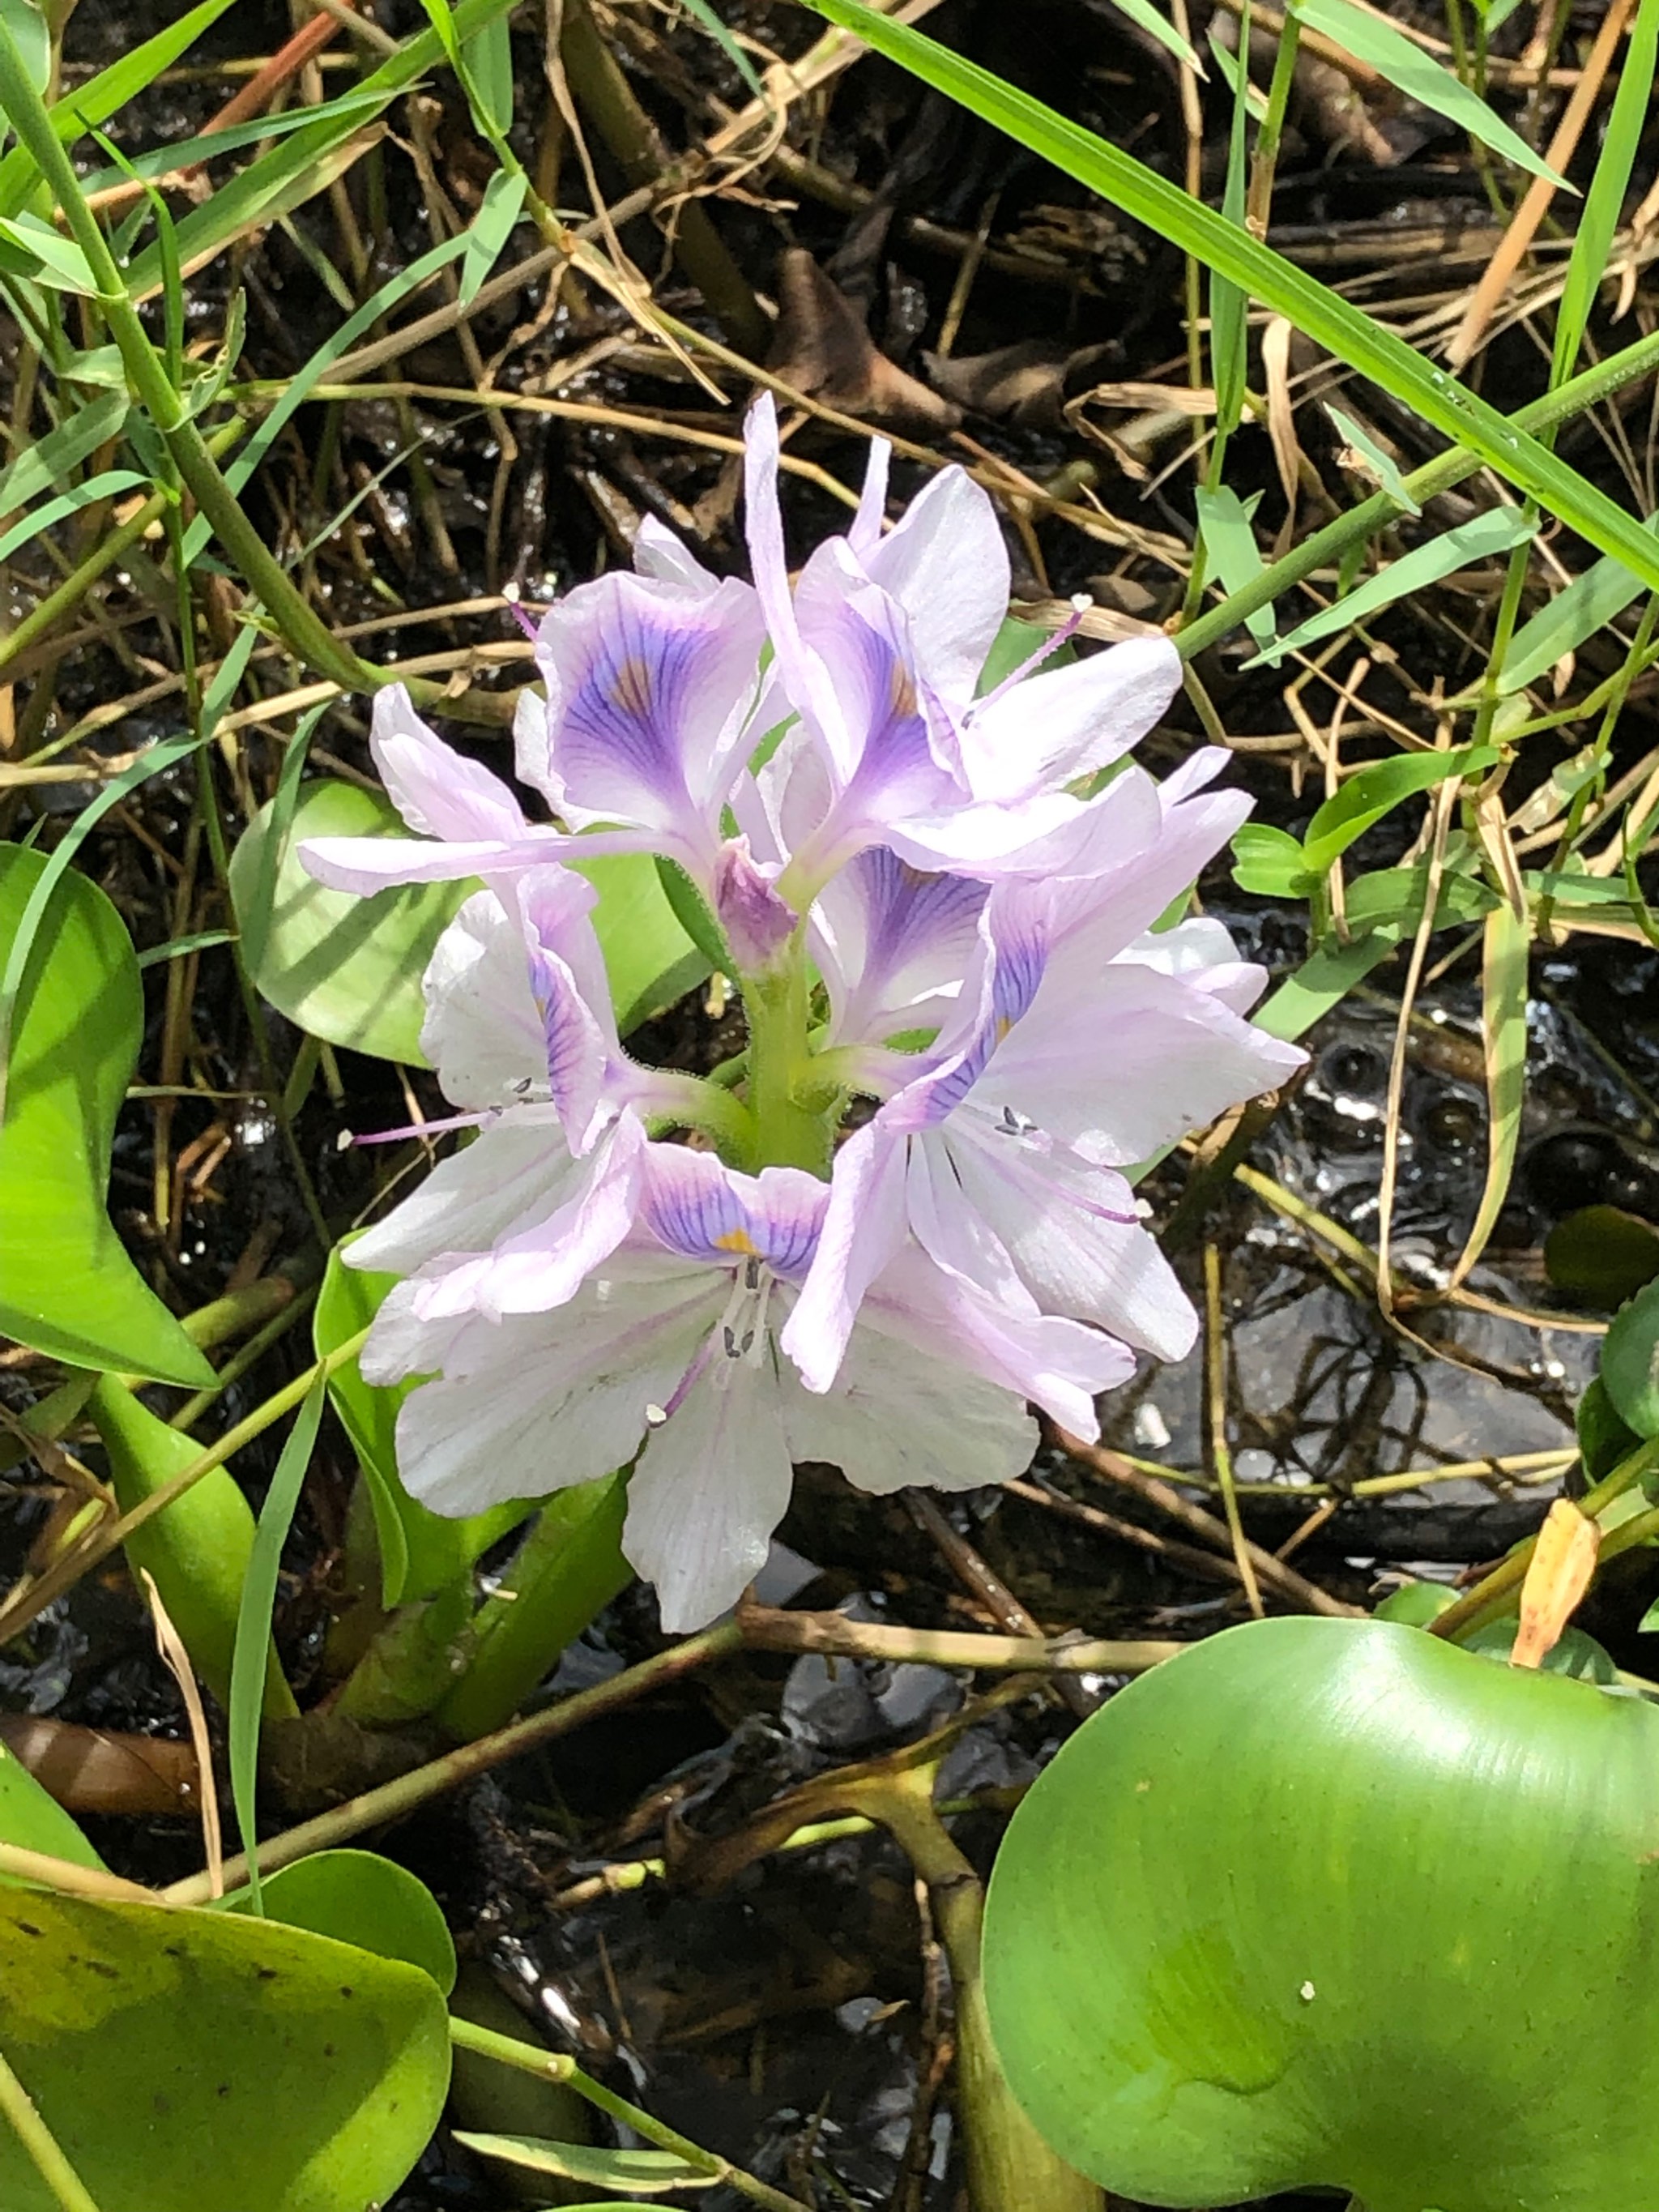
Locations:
1510;1499;1600;1671
769;250;961;434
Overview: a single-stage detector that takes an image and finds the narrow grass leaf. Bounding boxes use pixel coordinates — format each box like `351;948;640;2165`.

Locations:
1248;505;1537;664
800;1;1659;592
461;11;514;138
1446;900;1529;1287
0;0;237;216
1193;485;1277;647
1108;0;1201;72
0;212;100;293
134;928;236;969
0;0;46;96
181;228;472;563
1289;0;1568;186
228;1376;326;1915
1555;0;1659;377
1206;30;1267;117
1500;525;1659;694
0;469;146;562
1210;4;1251;438
460;165;528;305
1324;403;1421;513
0;390;126;511
72;83;392;200
1301;742;1500;873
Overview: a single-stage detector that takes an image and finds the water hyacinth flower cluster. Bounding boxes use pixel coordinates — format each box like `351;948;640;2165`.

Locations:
303;396;1303;1633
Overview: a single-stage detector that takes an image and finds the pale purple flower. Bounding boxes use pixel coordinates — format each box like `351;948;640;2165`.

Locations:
365;1142;1122;1631
783;753;1307;1390
302;520;765;903
348;865;703;1306
739;392;1186;899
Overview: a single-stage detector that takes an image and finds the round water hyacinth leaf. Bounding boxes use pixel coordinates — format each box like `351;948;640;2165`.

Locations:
983;1616;1659;2212
0;1735;105;1875
0;845;213;1385
1545;1203;1659;1305
1601;1275;1659;1439
219;1847;455;1994
0;1887;450;2212
229;778;468;1064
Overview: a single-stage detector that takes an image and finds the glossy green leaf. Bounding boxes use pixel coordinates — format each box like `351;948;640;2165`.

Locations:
229;778;469;1063
220;1849;455;1995
0;1888;450;2212
1546;1205;1659;1306
1461;1617;1618;1682
1250;507;1538;667
0;1740;105;1875
87;1374;296;1719
0;848;213;1385
1577;1374;1641;1485
800;2;1659;597
984;1616;1659;2212
572;850;710;1036
1234;745;1496;898
1601;1276;1659;1439
1289;0;1566;186
315;1246;533;1608
454;2135;710;2193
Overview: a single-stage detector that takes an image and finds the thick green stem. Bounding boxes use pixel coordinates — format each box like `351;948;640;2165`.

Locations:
0;15;376;692
743;954;834;1176
433;1473;632;1740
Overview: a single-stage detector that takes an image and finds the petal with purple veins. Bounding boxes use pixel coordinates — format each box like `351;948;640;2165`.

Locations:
812;846;987;1048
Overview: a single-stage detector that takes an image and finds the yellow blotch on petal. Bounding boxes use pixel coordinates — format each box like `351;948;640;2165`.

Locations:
714;1229;758;1255
609;655;655;720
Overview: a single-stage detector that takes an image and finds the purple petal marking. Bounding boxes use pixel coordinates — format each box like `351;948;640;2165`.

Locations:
531;569;765;875
813;846;987;1048
514;869;613;1151
639;1144;828;1281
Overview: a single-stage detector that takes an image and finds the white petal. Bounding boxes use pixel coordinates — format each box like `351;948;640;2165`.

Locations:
783;1306;1035;1496
625;1360;794;1631
945;1116;1197;1361
370;683;530;843
420;891;548;1107
348;1119;574;1280
859;465;1009;705
394;1280;715;1518
961;635;1181;802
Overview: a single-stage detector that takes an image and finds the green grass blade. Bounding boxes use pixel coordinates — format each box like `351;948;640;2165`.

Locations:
1107;0;1201;70
1553;0;1659;379
1324;404;1421;514
0;468;146;562
460;165;527;304
802;0;1659;592
1500;520;1659;694
1246;505;1537;665
676;0;766;92
1192;485;1276;647
0;388;126;510
1210;3;1251;438
227;1376;326;1915
1290;0;1567;186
